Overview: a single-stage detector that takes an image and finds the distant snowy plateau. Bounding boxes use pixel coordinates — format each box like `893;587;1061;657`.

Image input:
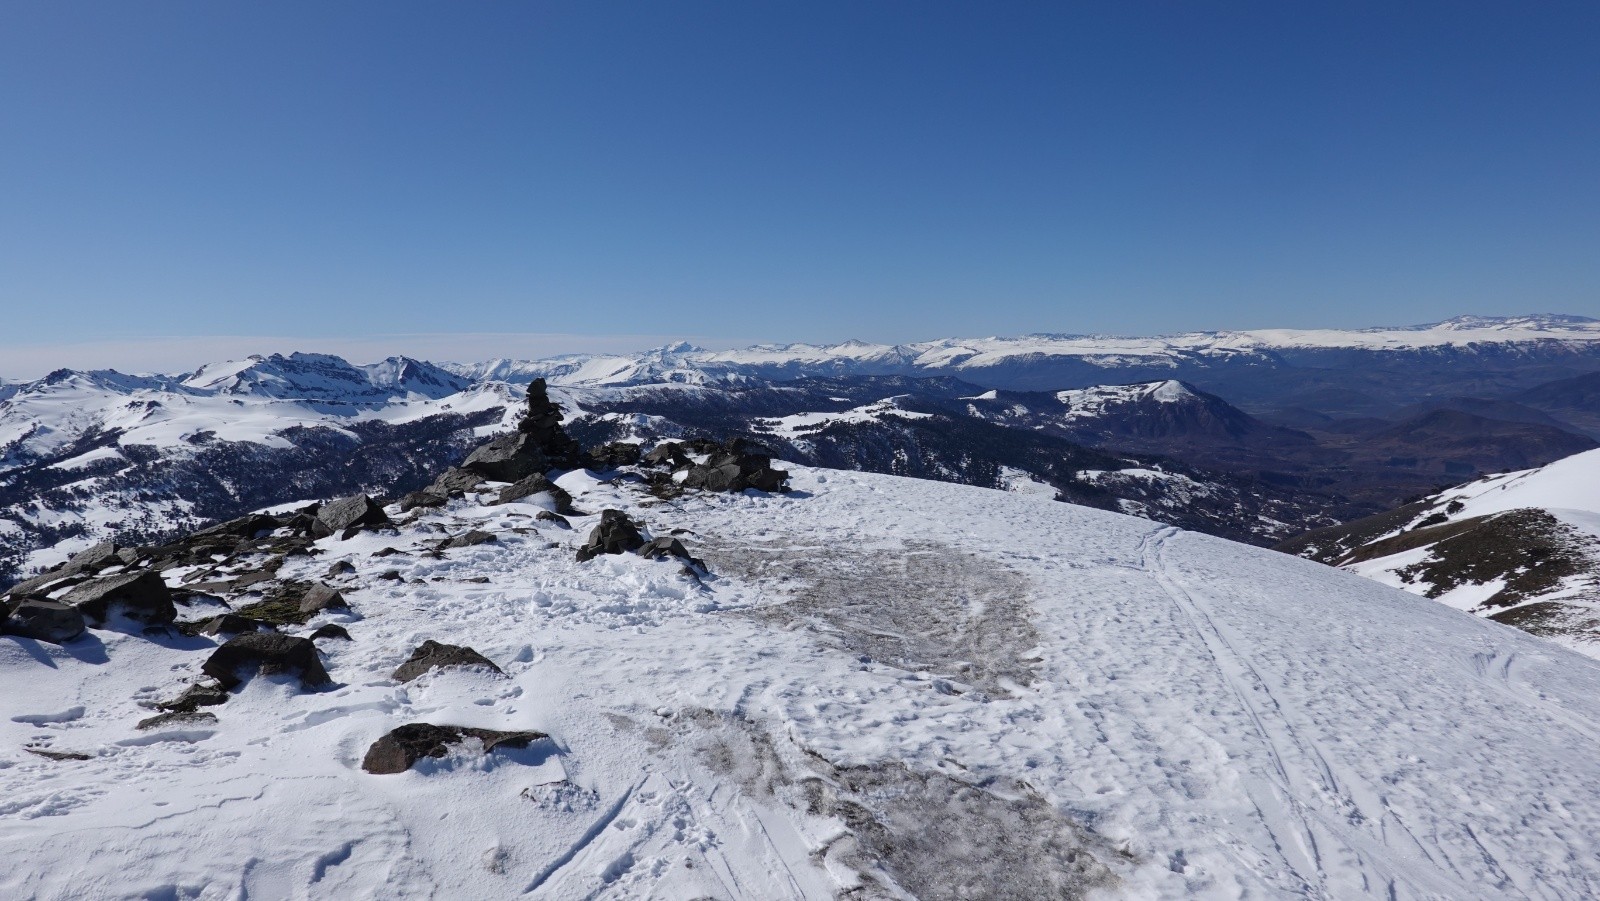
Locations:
4;315;1600;897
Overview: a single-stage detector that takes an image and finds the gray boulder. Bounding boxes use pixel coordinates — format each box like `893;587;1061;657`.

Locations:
638;536;697;564
440;530;497;551
69;540;122;572
309;623;352;642
298;583;347;614
61;571;175;627
576;510;646;562
398;490;448;512
3;598;86;643
316;494;390;536
494;473;573;510
136;710;218;731
202;633;331;690
361;722;547;775
393;640;503;683
463;433;550;483
157;680;229;713
426;467;485;498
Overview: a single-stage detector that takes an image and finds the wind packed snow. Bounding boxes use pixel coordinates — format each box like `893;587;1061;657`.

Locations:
4;465;1600;898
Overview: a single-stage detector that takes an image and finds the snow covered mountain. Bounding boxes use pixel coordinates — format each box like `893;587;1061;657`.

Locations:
0;354;521;584
1279;448;1600;658
4;422;1600;898
442;315;1600;415
12;314;1600;587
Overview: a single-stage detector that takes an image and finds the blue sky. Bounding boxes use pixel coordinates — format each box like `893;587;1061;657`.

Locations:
1;2;1597;372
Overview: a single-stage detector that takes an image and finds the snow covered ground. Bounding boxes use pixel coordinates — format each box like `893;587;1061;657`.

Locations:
5;464;1600;899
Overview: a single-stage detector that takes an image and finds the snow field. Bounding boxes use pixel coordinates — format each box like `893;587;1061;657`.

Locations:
2;465;1599;898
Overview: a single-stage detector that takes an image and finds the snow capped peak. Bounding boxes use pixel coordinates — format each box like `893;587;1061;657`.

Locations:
1055;380;1200;416
1148;379;1195;402
359;356;474;399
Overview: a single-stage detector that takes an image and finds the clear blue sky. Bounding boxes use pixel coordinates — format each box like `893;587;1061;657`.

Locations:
1;1;1597;368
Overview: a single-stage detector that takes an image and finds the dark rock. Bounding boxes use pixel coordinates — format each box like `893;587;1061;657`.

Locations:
116;548;142;566
309;623;352;642
516;378;582;467
315;494;390;536
3;598;86;643
583;442;642;470
679;437;789;493
426;467;486;498
638;536;700;567
327;560;356;578
158;680;230;713
197;613;272;636
463;433;550;483
576;510;645;562
24;746;92;762
298;583;347;614
392;640;503;683
378;569;403;581
642;442;692;469
440;530;497;551
399;490;448;512
361;722;548;775
136;710;218;731
494;473;573;510
60;571;175;627
202;633;331;690
536;511;571;528
372;547;404;558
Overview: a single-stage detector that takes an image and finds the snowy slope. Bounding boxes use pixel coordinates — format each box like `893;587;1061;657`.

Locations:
1426;447;1600;533
1279;449;1600;657
5;465;1600;899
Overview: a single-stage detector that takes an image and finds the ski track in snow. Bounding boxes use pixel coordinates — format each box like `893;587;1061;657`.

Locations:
2;466;1600;899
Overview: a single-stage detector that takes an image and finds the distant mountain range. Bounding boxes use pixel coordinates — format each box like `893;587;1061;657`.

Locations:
5;315;1600;596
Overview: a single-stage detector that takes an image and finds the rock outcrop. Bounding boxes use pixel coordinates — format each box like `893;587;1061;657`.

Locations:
2;598;86;643
60;571;175;627
315;494;390;537
202;633;331;690
361;723;547;775
392;640;503;683
576;510;646;562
